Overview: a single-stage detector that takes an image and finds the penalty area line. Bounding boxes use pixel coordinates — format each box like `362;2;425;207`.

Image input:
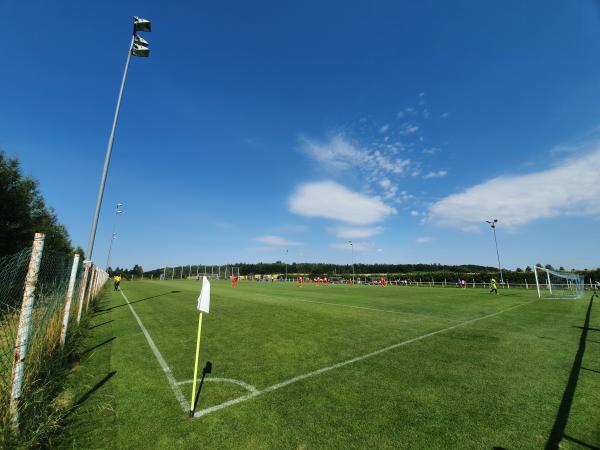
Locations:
118;288;188;412
193;301;532;419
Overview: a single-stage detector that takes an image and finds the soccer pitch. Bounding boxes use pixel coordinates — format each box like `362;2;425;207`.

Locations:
59;280;599;449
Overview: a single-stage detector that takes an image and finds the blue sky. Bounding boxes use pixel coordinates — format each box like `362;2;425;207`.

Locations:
2;1;600;270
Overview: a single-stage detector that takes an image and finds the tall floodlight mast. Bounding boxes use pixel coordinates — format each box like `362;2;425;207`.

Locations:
86;17;151;262
485;219;504;284
348;241;355;284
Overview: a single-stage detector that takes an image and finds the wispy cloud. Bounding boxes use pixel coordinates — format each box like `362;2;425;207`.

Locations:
329;226;383;239
416;236;433;244
289;181;396;225
255;235;302;246
428;148;600;229
300;133;410;175
423;170;448;179
379;124;390;133
400;123;419;135
441;112;449;119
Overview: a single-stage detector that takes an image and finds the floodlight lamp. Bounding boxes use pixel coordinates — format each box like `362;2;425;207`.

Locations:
134;16;151;32
132;43;150;57
134;35;149;47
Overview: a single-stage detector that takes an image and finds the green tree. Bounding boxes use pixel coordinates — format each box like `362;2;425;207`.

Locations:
0;152;74;256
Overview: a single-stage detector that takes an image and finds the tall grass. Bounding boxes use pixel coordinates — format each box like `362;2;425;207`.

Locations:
0;290;96;449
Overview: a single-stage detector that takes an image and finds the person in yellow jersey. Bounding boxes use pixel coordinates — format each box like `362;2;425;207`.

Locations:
489;278;498;295
114;274;122;291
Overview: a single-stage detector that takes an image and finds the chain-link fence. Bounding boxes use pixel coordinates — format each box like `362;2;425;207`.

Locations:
0;233;108;444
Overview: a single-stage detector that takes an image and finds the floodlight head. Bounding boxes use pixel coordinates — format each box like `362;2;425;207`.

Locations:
116;210;123;214
134;34;149;47
134;16;151;33
132;43;150;57
117;203;123;207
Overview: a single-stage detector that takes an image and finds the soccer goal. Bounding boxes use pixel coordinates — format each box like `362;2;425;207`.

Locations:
533;266;584;299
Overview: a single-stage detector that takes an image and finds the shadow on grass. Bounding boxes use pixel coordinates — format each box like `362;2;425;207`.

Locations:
81;337;116;355
72;371;117;410
563;434;600;450
95;290;182;313
545;297;594;450
89;319;114;330
192;361;213;414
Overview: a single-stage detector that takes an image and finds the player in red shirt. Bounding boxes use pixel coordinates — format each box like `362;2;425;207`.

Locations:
316;276;321;286
298;276;303;286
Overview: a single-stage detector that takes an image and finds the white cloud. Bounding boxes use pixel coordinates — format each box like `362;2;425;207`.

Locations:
329;226;383;239
400;123;419;135
396;111;405;119
441;112;449;119
380;124;390;133
255;235;302;246
422;147;439;155
410;210;421;217
300;133;410;175
379;177;392;189
428;149;600;229
416;236;434;244
289;181;396;225
423;170;448;179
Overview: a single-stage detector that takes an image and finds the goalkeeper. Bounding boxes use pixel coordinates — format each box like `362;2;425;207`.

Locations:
489;278;498;295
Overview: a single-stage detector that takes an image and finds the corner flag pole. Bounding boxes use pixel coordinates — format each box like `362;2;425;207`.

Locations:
190;276;210;417
190;311;203;416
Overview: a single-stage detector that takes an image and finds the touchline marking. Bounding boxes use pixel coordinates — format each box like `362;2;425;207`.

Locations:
176;377;258;394
192;301;532;419
118;289;188;412
250;292;459;322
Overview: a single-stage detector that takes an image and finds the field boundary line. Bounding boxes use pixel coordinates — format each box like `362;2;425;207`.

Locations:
176;377;259;394
118;288;188;412
251;292;459;322
193;301;532;419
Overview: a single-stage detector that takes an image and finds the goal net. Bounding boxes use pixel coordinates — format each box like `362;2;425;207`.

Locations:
533;266;584;299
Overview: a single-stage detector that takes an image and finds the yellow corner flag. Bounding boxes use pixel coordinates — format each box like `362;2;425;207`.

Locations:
190;276;210;416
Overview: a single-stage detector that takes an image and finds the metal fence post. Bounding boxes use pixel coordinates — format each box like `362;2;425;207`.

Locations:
85;265;96;312
60;253;80;347
9;233;45;430
76;262;90;324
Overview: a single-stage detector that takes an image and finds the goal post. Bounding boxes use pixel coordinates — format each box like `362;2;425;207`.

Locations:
533;265;584;300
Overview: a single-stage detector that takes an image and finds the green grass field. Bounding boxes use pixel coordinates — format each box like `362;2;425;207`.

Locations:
56;280;599;449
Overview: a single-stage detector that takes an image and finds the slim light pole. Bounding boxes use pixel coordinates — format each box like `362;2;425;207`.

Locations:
348;241;355;284
486;219;504;284
106;203;123;269
85;17;151;262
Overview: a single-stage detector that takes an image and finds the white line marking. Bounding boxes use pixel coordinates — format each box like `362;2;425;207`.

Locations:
193;301;531;418
176;377;259;394
118;288;188;412
250;292;459;322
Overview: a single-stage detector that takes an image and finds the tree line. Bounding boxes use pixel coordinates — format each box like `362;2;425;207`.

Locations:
0;152;82;257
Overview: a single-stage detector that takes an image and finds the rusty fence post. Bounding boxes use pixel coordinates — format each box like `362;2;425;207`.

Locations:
76;262;90;325
60;253;80;347
85;265;96;312
9;233;45;430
